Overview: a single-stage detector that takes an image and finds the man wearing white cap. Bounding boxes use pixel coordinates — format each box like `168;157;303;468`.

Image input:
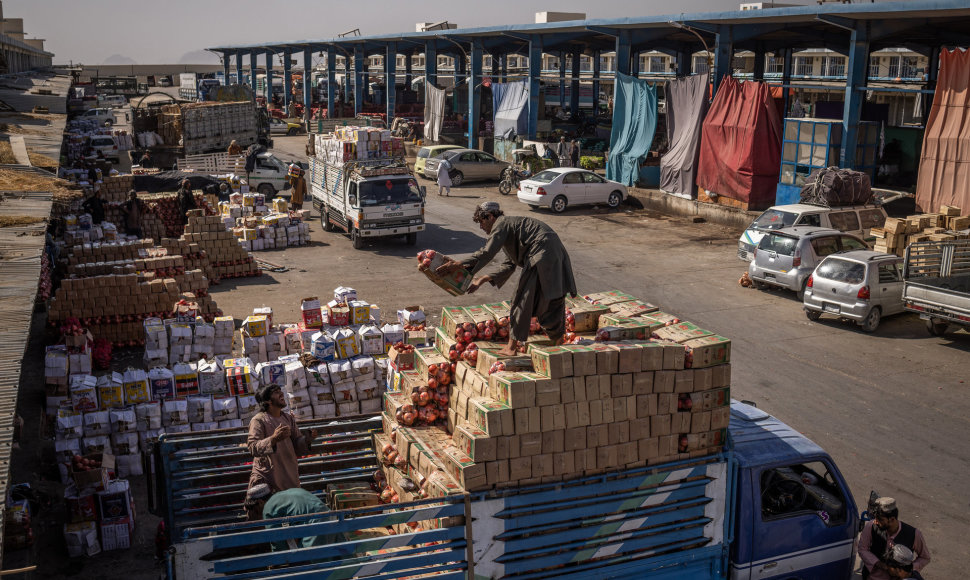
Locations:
437;201;576;356
858;497;930;579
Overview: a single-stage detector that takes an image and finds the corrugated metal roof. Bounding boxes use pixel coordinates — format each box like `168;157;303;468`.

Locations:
0;186;52;564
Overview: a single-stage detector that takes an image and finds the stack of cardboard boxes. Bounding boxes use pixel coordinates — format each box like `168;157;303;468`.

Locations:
99;175;135;203
872;205;970;255
377;292;732;502
180;210;260;279
314;126;406;164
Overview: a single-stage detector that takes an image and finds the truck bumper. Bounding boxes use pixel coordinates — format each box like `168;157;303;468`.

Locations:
359;224;424;237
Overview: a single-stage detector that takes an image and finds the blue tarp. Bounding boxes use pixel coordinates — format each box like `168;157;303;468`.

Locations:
492;81;529;139
606;72;658;186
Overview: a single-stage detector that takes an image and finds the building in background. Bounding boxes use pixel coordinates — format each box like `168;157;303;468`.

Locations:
0;1;53;73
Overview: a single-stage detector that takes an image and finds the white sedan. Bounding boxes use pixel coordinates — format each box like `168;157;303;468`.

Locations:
517;168;627;213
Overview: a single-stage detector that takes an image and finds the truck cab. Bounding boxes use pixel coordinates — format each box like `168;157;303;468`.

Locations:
176;151;290;198
310;157;425;249
729;402;858;579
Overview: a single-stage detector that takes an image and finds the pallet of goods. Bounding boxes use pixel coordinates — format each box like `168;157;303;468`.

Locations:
373;290;732;512
872;204;970;256
180;210;261;279
218;195;311;251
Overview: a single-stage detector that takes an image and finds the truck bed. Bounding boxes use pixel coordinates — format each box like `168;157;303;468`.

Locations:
903;240;970;325
161;413;734;579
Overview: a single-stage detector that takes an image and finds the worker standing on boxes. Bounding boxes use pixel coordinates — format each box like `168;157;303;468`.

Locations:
247;384;318;493
437;201;577;356
177;179;196;226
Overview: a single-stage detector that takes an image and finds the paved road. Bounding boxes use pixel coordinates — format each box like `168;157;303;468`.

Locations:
269;133;966;575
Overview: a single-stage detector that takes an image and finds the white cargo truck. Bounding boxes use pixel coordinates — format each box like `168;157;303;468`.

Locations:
177;151;291;198
308;156;426;249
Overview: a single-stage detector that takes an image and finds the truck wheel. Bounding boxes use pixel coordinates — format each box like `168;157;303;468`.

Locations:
320;210;335;232
927;319;949;336
257;183;275;199
860;307;881;333
351;228;364;250
805;309;822;322
405;232;418;246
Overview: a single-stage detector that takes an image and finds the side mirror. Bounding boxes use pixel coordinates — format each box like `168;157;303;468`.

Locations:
348;193;357;206
420;186;427;199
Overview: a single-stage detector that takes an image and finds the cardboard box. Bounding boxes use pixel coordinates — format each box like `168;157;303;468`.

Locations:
488;372;536;409
440;444;488;490
468;397;513;436
100;516;134;551
561;345;596;376
476;349;532;376
531;346;573;379
453;421;497;462
388;346;415;371
421;256;473;296
684;335;731;368
71;453;116;491
652;322;714;344
482;301;512;320
583;290;637;306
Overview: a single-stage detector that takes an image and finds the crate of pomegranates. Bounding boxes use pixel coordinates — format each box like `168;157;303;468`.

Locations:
415;249;472;296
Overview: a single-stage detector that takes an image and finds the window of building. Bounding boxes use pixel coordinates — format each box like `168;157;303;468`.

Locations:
825;57;845;78
869;56;880;78
649;56;666;74
901;56;921;79
580;56;592;72
887;56;900;78
795;56;813;76
766;55;784;75
693;56;709;74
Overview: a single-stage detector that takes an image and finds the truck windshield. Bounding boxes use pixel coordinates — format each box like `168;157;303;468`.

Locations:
358;178;422;206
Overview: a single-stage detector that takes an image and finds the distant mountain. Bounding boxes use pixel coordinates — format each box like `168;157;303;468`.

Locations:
178;50;222;65
103;54;137;65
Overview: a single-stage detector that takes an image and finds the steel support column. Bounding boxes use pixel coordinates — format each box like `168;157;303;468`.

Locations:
753;47;765;81
570;46;581;114
283;50;292;110
782;48;793;115
501;53;508;82
223;53;230;85
386;43;397;125
922;45;940;124
592;50;601;112
354;48;364;116
265;51;274;104
250;51;258;91
235;51;244;86
303;48;312;123
712;25;734;97
405;51;413;91
327;50;336;119
676;50;690;76
527;37;542;139
468;40;483;149
455;51;466;117
615;30;631;76
840;24;870;169
631;50;640;77
425;43;437;87
559;52;566;109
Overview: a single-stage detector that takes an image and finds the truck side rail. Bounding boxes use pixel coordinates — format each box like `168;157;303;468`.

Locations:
150;414;382;541
169;494;471;580
178;152;247;174
903;239;970;279
167;451;734;579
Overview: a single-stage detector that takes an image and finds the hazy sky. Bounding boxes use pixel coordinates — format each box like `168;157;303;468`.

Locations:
8;0;787;65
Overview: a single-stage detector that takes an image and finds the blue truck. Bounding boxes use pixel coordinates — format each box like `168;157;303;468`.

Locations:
157;401;858;579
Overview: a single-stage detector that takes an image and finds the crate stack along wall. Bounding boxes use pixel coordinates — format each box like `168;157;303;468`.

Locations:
872;205;970;255
376;291;732;519
177;102;259;155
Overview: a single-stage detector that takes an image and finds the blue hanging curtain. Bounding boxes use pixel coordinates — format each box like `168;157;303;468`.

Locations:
491;81;529;139
606;72;658;186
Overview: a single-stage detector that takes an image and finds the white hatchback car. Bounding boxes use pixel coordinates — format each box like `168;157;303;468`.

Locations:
517;168;627;213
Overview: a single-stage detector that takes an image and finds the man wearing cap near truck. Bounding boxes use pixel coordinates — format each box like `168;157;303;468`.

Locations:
858;497;931;579
437;202;577;356
247;384;318;494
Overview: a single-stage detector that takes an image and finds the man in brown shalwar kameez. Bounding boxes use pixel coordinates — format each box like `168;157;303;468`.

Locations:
437;201;577;356
247;384;317;493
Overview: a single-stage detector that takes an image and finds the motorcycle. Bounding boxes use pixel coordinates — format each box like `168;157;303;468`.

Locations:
498;149;539;195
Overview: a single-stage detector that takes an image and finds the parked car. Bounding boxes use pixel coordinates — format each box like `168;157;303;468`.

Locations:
803;250;905;332
269;117;302;136
79;107;116;127
748;226;869;299
87;135;119;163
517;167;627;213
96;95;127;109
422;149;509;185
414;144;462;175
157;76;173;87
738;203;886;261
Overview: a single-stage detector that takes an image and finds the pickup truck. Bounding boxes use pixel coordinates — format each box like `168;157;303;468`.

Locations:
903;238;970;335
160;402;859;579
177;151;291;198
309;156;426;249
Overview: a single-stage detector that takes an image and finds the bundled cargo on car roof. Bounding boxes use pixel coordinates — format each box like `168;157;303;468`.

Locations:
799;166;873;207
